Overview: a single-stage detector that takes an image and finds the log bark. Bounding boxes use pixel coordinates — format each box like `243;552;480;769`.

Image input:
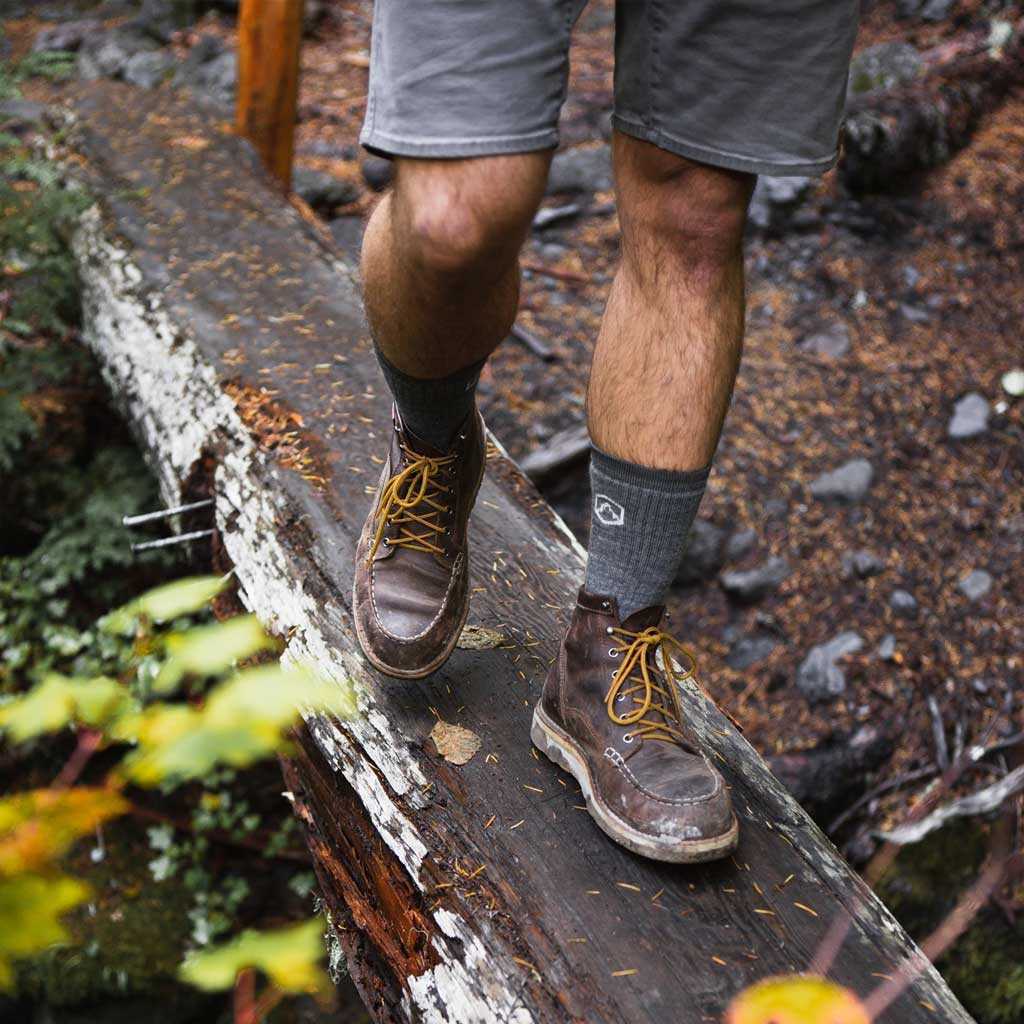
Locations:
842;19;1024;193
64;81;973;1024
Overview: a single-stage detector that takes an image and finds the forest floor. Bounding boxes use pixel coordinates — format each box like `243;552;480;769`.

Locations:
1;0;1022;1021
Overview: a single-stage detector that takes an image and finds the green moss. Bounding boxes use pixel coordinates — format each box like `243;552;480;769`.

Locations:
877;821;1024;1024
16;821;193;1006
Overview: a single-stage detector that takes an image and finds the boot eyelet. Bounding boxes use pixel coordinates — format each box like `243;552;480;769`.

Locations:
605;626;614;635
601;601;611;610
383;538;390;547
616;693;627;703
608;649;618;657
622;733;634;744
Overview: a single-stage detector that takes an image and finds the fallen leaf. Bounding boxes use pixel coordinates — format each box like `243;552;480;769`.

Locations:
430;720;481;765
456;625;508;650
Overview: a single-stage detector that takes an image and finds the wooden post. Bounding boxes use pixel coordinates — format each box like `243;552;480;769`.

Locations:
235;0;304;190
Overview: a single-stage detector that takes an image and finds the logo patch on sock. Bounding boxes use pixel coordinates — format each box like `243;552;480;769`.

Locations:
593;494;625;527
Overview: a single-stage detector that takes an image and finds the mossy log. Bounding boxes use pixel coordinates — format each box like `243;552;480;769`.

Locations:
64;80;973;1023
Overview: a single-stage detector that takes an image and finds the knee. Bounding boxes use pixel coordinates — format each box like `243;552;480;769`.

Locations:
616;135;754;270
392;153;550;279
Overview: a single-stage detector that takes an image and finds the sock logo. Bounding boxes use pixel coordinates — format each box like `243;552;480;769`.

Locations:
593;494;626;527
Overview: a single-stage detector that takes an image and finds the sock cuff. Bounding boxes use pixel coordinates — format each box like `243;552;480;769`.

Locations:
589;442;711;493
374;343;486;388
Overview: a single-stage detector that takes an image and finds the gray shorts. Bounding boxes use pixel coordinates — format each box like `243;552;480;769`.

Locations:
360;0;859;177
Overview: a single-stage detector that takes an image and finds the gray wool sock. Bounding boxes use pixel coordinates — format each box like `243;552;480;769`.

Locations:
584;444;710;619
374;345;486;451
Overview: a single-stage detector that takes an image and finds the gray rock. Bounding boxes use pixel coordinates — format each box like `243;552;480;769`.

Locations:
725;528;756;562
720;556;791;603
77;28;156;80
797;632;864;703
958;569;992;602
948;392;990;440
889;589;918;615
32;18;101;52
122;50;176;89
547;144;613;194
172;35;236;105
809;458;875;504
921;0;956;21
800;322;850;358
877;634;897;660
328;216;366;264
848;41;923;98
361;155;393;192
0;98;47;129
841;548;885;579
900;302;930;323
726;634;779;671
675;519;726;586
292;167;359;213
129;0;197;43
747;175;812;232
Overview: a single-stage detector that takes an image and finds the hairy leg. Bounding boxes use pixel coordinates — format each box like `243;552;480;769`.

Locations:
587;132;754;471
360;152;552;379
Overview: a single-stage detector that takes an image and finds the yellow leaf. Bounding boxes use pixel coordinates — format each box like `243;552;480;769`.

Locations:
179;918;328;994
0;788;128;876
0;874;91;989
0;675;133;743
103;574;229;633
154;614;276;693
117;664;354;786
726;975;870;1024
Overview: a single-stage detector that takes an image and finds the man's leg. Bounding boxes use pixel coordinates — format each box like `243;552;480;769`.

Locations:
532;133;753;863
352;154;549;679
360;153;550;448
584;132;753;619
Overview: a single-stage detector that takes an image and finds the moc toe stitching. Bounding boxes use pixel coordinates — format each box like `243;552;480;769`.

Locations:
368;552;464;643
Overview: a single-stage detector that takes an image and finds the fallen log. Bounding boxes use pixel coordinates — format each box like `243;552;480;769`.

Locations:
842;18;1024;192
64;81;972;1023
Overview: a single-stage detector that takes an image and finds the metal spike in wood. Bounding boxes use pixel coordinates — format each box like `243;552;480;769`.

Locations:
63;81;974;1024
122;498;214;528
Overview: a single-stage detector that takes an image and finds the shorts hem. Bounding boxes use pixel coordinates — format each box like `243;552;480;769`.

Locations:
612;114;839;177
360;126;560;160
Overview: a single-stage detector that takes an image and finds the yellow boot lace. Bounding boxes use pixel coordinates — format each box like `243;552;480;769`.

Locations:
605;626;699;748
365;443;457;567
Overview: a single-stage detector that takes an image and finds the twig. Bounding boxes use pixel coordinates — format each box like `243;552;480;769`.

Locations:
927;696;949;770
509;323;556;361
128;801;310;864
52;727;103;790
827;766;936;835
519;261;592;285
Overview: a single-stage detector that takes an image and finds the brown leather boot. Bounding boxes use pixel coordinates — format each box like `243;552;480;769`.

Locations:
353;406;486;679
532;588;738;862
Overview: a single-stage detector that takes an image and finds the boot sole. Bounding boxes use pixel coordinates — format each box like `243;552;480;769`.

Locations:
531;704;739;864
352;417;487;681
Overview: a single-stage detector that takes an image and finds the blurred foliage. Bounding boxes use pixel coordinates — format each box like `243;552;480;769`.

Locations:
180;919;330;995
0;575;352;998
725;975;869;1024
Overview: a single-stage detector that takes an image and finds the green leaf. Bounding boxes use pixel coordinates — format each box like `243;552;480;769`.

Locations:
0;873;91;989
179;918;328;994
153;614;276;694
103;574;230;633
116;664;354;785
0;674;133;742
